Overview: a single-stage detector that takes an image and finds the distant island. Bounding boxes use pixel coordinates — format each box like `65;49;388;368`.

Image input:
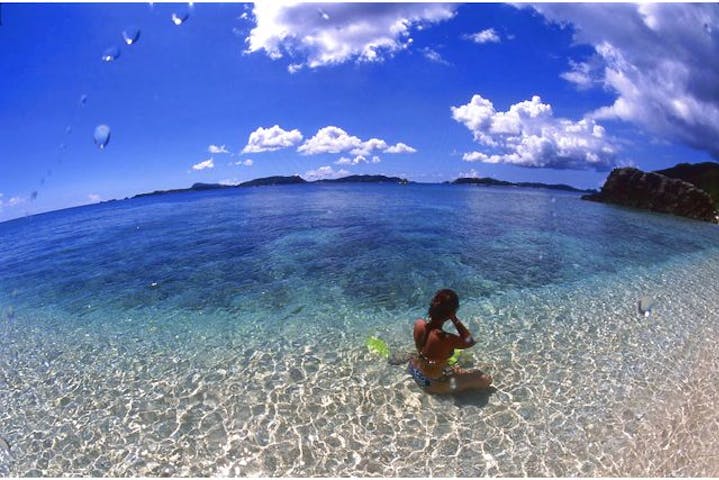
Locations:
582;162;719;223
451;177;594;193
315;174;410;184
130;173;601;200
131;174;410;199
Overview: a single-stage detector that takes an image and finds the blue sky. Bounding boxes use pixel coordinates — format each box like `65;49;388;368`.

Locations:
1;2;717;222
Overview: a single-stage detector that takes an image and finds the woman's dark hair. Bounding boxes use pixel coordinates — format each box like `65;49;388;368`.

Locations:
428;289;459;322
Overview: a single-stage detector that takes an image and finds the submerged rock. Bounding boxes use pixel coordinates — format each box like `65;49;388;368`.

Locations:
638;296;655;317
388;350;415;366
582;167;718;223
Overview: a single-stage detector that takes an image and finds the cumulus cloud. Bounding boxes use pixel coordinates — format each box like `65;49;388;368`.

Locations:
298;126;416;159
336;154;382;165
303;165;351;181
452;94;617;170
192;159;215;171
336;155;366;165
385;142;417;154
208;144;230;154
246;3;456;71
242;125;303;153
298;126;363;155
466;28;501;44
235;159;254;167
532;3;719;158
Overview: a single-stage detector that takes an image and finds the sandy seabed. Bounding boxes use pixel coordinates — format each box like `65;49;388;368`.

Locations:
1;250;719;477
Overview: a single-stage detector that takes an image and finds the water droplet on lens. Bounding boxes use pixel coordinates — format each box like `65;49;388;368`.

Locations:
171;9;189;25
94;124;111;149
638;296;655;317
122;27;141;45
102;46;121;62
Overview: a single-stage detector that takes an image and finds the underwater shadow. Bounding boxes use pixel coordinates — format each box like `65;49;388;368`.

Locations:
451;386;497;408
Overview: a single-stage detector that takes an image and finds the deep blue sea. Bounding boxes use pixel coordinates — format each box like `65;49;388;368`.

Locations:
1;184;719;476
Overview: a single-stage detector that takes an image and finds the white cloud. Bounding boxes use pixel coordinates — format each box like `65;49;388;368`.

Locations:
559;60;597;90
336;155;366;165
208;144;230;154
385;142;417;154
452;94;617;170
303;165;351;181
422;47;450;65
235;159;254;167
192;158;215;171
459;168;482;178
336;154;381;165
532;3;719;158
299;126;363;155
88;194;101;203
467;28;500;44
242;125;303;153
299;126;415;158
246;3;456;71
0;195;25;210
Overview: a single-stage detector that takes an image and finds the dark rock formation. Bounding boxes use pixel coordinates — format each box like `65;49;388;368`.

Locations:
582;167;718;223
654;162;719;207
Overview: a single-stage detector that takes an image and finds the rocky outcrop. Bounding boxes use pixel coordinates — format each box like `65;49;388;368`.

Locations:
654;162;719;206
582;167;718;223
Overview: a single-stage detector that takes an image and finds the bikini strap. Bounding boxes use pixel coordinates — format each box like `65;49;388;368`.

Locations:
418;320;438;363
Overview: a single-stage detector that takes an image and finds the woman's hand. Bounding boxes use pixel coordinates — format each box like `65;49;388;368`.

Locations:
450;314;476;347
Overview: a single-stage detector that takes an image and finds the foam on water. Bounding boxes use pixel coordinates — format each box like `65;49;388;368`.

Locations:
1;184;718;476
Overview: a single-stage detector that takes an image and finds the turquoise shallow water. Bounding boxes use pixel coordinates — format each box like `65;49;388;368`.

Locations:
1;184;719;475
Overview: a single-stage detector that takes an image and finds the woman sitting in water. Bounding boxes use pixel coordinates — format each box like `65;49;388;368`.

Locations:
408;289;492;394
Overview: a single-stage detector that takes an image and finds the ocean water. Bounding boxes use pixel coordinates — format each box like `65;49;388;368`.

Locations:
1;183;718;476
